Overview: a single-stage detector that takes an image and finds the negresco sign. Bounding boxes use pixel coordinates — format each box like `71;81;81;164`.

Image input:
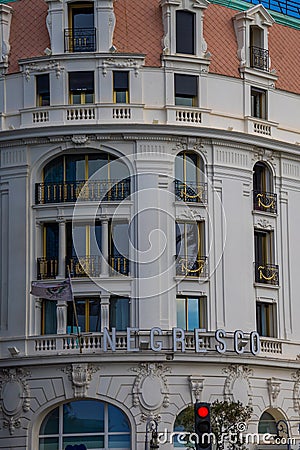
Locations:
101;328;261;355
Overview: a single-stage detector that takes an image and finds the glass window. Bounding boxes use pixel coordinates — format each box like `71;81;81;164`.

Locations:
67;3;95;53
258;412;277;434
110;221;129;275
254;230;274;265
42;300;57;335
67;298;101;333
176;10;195;54
113;71;129;103
251;87;267;119
69;71;94;104
256;302;277;337
175;74;198;107
176;222;204;259
110;297;130;331
39;400;131;450
253;162;272;193
176;296;207;331
36;74;50;106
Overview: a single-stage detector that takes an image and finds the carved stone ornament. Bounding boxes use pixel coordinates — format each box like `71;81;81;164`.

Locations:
223;365;253;406
71;135;89;145
255;219;273;230
292;370;300;413
63;364;98;398
131;363;170;420
102;58;142;77
0;368;31;435
23;61;63;81
177;209;204;222
267;378;281;406
189;376;204;402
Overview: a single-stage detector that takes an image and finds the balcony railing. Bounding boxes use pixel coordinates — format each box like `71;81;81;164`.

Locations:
64;28;96;52
253;190;277;214
174;180;207;203
37;257;58;280
109;256;129;276
250;46;269;72
176;255;208;277
35;179;130;204
255;262;279;285
67;256;101;278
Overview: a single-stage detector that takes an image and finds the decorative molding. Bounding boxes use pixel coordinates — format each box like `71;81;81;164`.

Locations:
267;378;280;406
177;209;204;221
1;148;27;167
71;135;89;145
22;61;63;81
215;148;249;167
282;161;300;179
131;363;170;418
189;376;204;402
223;365;253;405
255;218;273;230
0;368;31;435
292;370;300;413
63;364;98;398
102;58;143;77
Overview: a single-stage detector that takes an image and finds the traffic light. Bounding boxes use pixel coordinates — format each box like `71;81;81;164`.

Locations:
194;402;212;450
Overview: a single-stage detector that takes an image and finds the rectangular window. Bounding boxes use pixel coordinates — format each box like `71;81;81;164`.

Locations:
113;71;129;103
251;87;267;119
176;221;206;277
177;296;207;331
110;221;129;275
42;300;57;335
36;74;50;106
175;74;198;107
110;297;130;331
69;71;94;104
65;3;95;52
67;298;101;332
254;230;274;265
176;10;195;55
256;302;277;337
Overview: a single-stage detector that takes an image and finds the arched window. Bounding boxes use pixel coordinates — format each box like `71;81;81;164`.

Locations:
258;411;277;434
173;406;194;447
253;162;276;213
175;151;206;203
39;400;131;450
37;153;130;204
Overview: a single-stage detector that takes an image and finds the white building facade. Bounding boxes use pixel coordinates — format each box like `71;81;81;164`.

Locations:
0;0;300;448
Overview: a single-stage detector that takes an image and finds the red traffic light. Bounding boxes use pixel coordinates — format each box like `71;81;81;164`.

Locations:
197;406;209;418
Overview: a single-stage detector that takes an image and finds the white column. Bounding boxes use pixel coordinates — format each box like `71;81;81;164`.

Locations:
100;294;110;331
58;219;66;278
56;300;67;334
101;219;109;276
35;298;43;335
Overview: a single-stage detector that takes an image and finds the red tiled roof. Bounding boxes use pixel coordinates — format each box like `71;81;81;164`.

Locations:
6;0;300;95
8;0;49;74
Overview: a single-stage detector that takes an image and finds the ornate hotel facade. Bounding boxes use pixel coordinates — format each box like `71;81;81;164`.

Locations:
0;0;300;448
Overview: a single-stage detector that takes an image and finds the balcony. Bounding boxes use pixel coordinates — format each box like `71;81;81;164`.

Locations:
109;255;129;276
176;255;208;278
37;257;58;280
64;28;96;52
255;262;279;286
67;256;101;278
35;179;130;204
250;46;269;71
253;191;277;214
174;180;207;203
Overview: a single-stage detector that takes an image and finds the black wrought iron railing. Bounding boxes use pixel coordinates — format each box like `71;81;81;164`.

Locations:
35;179;130;204
174;180;207;203
64;28;96;52
109;256;129;276
176;255;208;277
250;46;269;71
255;262;279;285
37;258;58;280
253;190;277;214
67;256;101;278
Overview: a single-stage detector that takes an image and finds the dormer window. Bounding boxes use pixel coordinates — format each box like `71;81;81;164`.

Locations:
250;25;269;71
65;2;96;52
176;10;195;55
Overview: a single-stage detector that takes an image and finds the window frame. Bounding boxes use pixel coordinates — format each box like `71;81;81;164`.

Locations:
176;295;207;331
36;73;50;107
68;71;95;105
256;301;277;337
251;87;267;119
67;297;101;333
174;73;198;107
113;71;129;104
176;10;195;55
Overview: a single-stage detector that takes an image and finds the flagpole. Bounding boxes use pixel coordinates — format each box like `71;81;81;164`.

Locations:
67;266;83;354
